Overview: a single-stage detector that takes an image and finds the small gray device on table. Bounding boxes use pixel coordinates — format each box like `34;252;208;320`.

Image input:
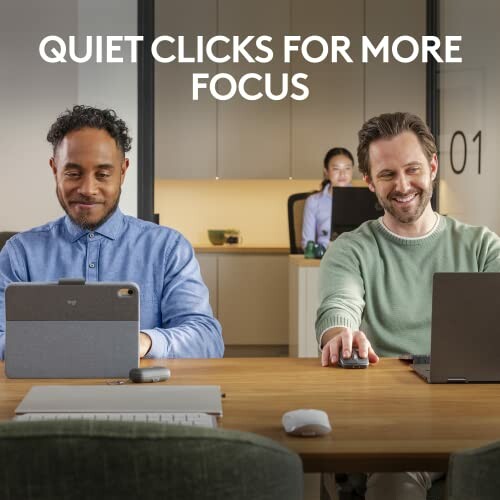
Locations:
5;279;139;378
129;367;171;383
338;348;369;369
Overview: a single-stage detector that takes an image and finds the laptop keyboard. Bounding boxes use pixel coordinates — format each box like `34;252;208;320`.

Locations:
14;412;217;428
412;355;431;365
399;354;431;365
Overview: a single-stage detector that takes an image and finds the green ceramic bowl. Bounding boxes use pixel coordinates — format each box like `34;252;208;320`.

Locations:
208;229;226;245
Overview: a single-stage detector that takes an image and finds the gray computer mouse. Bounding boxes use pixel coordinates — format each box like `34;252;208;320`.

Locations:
338;347;369;368
282;409;332;437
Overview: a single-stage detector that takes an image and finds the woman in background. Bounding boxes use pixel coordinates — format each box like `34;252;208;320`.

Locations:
301;147;354;250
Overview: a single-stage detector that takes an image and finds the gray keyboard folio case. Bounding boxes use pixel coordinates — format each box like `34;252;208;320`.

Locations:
5;280;140;378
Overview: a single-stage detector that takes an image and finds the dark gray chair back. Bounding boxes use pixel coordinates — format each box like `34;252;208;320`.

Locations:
447;440;500;500
0;420;303;500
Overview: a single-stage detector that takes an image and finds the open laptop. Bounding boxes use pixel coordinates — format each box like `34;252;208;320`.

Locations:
5;280;139;378
412;273;500;383
13;385;222;428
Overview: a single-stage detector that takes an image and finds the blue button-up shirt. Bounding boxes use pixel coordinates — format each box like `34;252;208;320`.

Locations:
0;209;224;360
301;184;332;250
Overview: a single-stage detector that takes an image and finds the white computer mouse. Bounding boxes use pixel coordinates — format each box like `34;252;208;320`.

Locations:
282;409;332;437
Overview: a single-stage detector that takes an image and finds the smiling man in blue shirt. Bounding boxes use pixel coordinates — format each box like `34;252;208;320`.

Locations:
0;105;224;360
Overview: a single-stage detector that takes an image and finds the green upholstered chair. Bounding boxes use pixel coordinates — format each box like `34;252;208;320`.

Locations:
447;440;500;500
428;477;446;500
0;232;17;251
0;420;303;500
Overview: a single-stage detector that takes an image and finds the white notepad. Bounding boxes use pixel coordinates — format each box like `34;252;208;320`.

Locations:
15;385;223;416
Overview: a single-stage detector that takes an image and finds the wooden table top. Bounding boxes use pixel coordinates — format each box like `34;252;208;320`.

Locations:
2;357;500;472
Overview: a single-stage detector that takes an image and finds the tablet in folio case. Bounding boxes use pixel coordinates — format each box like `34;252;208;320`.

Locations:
5;280;140;378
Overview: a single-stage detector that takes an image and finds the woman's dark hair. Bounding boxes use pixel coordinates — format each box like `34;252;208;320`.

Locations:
47;105;132;156
320;147;354;190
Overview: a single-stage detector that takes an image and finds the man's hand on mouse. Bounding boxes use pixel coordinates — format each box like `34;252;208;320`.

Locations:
320;327;379;367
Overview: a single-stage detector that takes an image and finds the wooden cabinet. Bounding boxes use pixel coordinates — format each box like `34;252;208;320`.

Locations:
290;0;364;179
155;0;290;180
217;0;291;179
196;252;288;346
155;0;426;180
155;0;217;179
365;0;426;118
218;255;288;344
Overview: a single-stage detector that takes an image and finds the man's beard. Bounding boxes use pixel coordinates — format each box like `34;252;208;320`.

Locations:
56;187;121;231
375;180;433;224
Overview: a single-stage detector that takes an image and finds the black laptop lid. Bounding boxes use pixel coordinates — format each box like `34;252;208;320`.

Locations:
430;273;500;383
331;187;383;240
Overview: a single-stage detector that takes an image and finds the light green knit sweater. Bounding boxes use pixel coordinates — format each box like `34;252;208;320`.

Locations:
316;215;500;356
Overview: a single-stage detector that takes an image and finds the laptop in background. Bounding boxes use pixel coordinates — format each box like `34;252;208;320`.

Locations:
412;273;500;383
330;187;383;240
5;280;139;378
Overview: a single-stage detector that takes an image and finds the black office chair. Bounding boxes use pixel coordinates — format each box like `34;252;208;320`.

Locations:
0;232;17;251
287;192;313;254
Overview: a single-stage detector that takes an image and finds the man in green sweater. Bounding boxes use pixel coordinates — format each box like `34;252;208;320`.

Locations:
317;112;500;500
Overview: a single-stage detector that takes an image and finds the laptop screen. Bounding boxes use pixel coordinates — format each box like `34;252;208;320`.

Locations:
330;187;383;240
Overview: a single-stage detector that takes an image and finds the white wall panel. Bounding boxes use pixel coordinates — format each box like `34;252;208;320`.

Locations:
439;0;500;233
0;0;138;231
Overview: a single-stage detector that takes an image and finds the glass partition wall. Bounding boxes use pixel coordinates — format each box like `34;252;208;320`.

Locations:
439;0;500;233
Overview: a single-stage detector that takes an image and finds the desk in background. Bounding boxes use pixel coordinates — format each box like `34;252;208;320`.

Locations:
289;255;321;357
2;358;500;473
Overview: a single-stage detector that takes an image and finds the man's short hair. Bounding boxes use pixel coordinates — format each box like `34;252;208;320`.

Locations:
357;112;437;178
47;105;132;156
